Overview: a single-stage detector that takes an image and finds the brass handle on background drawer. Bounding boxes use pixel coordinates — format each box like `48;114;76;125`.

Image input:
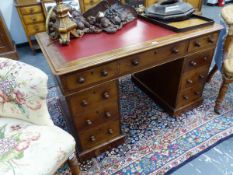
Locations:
187;79;193;84
190;61;197;67
34;26;39;32
183;96;189;100
81;99;88;107
29;8;34;13
31;17;37;22
203;56;208;61
90;0;94;4
172;48;179;54
101;69;108;77
194;41;201;47
194;91;201;96
108;129;113;134
105;111;112;118
90;136;96;142
199;74;205;79
208;36;215;43
77;77;85;84
131;59;139;66
86;120;92;125
103;91;110;99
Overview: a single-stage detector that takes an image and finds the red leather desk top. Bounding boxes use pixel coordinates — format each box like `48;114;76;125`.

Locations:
54;19;175;62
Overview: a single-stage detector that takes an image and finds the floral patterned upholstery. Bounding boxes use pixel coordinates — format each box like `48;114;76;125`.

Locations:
0;57;53;125
0;58;77;175
0;118;75;175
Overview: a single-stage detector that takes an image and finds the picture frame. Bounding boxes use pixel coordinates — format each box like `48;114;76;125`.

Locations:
41;0;80;17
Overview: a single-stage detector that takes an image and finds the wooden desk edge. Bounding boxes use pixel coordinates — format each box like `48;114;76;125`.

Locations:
36;23;223;76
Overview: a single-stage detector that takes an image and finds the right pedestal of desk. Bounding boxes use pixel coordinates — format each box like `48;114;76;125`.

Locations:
132;46;216;116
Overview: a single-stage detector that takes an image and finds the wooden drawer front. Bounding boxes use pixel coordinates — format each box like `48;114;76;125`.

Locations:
61;62;117;92
188;33;218;53
119;41;188;75
83;0;100;5
73;102;119;131
79;120;120;150
145;0;159;7
20;5;42;15
177;85;203;107
180;66;209;90
27;23;45;35
23;13;45;25
68;80;118;114
183;49;213;73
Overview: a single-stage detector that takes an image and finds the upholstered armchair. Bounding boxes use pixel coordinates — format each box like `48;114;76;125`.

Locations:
207;4;233;114
0;58;80;175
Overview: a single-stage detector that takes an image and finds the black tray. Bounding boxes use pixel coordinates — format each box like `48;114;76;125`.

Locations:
138;13;214;32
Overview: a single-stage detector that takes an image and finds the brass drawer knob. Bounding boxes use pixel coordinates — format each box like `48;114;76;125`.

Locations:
90;136;96;142
105;111;111;118
78;77;85;84
208;36;215;43
108;129;113;134
194;91;201;96
103;91;110;99
81;99;88;107
203;56;208;61
187;79;193;84
90;0;94;4
34;26;39;32
172;48;179;54
183;96;189;100
31;17;37;22
86;120;92;125
29;8;34;13
131;59;139;66
194;41;201;47
199;74;205;79
101;70;108;77
190;61;197;67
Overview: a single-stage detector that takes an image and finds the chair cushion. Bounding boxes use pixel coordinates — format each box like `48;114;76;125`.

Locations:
223;39;233;78
0;118;75;175
0;57;53;125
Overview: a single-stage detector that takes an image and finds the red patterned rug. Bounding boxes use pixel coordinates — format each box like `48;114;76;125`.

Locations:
49;72;233;175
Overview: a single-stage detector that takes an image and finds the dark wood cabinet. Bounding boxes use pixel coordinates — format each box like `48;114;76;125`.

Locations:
0;12;18;60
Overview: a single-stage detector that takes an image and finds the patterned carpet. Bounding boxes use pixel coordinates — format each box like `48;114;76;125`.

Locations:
48;72;233;175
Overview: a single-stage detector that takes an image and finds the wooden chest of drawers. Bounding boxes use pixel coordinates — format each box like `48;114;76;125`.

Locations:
0;12;18;60
15;0;46;52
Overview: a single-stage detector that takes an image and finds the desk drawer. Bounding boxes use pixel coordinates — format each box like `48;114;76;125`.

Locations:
119;41;188;75
73;102;120;131
60;62;117;92
180;66;209;90
188;33;218;53
27;23;45;35
20;5;42;15
177;85;203;107
68;80;118;114
23;13;45;25
182;49;213;73
79;120;120;150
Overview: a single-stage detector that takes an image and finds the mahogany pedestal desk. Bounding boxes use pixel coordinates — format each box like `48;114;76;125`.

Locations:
36;19;222;160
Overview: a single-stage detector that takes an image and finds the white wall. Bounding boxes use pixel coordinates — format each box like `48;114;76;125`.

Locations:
0;0;28;44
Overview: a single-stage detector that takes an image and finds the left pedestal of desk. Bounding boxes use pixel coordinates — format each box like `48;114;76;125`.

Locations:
60;76;125;160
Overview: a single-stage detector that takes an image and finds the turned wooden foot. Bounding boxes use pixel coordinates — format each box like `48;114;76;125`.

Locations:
206;64;218;83
68;153;80;175
214;76;232;114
